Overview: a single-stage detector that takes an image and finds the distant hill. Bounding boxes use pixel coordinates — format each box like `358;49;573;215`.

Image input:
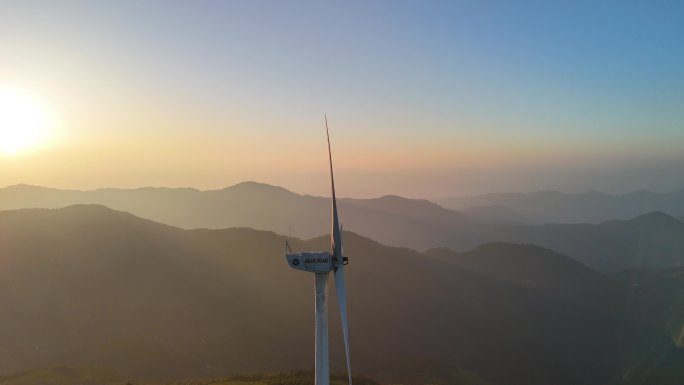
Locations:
0;205;631;385
603;211;684;229
436;189;684;224
0;183;472;248
484;212;684;272
462;205;541;225
2;184;684;272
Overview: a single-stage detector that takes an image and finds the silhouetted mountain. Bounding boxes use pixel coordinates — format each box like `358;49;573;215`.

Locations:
0;183;472;249
603;211;684;230
452;211;684;272
462;205;540;225
0;206;633;385
2;185;684;272
437;189;684;224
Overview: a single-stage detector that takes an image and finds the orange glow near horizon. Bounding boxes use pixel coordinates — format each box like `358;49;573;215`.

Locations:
0;86;680;198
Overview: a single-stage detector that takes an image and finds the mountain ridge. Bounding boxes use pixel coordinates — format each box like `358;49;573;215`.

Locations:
2;184;684;272
0;204;626;385
436;187;684;224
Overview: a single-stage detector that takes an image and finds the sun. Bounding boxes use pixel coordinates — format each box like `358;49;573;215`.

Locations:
0;89;55;155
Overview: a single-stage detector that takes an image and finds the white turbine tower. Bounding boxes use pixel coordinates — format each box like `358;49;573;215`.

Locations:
285;116;352;385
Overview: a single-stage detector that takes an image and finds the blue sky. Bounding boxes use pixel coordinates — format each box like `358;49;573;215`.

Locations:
0;1;682;197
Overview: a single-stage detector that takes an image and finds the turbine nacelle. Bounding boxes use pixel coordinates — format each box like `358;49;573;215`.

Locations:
286;251;333;273
285;250;347;273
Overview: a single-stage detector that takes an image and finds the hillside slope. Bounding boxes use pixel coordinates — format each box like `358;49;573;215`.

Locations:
0;205;625;385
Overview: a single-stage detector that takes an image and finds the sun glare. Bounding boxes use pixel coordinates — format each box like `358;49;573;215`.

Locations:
0;89;56;155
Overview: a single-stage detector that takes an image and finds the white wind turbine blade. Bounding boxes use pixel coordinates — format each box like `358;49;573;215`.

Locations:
327;117;351;384
326;115;342;262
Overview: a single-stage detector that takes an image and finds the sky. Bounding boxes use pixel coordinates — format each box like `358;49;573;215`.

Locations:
0;0;682;198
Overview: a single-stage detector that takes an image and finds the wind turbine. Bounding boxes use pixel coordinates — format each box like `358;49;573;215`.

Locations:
285;116;352;385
